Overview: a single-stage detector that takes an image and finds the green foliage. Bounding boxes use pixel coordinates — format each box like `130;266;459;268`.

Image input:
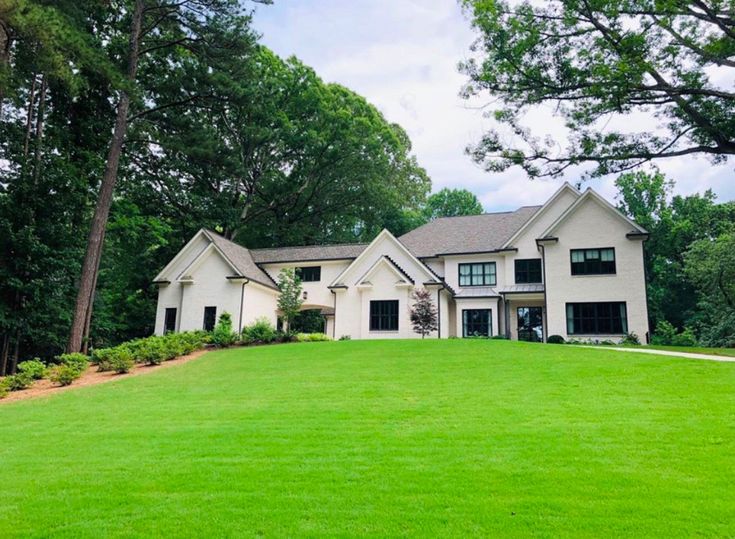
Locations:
652;321;678;346
48;364;83;386
0;378;10;399
17;359;47;380
212;312;237;348
291;310;326;334
58;353;89;372
338;335;352;341
243;318;277;344
461;1;735;178
277;269;303;334
672;328;697;348
5;372;34;391
547;335;565;344
424;188;483;220
621;333;641;346
295;333;331;342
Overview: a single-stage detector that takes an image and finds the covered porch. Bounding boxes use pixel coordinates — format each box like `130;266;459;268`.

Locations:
500;285;546;342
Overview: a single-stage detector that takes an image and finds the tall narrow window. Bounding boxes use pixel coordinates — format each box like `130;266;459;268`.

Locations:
203;306;217;332
370;300;399;331
515;259;542;283
458;262;496;286
570;248;616;275
296;266;321;282
164;308;177;333
566;302;627;335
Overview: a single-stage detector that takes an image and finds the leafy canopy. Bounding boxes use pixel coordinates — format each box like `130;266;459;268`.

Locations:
461;0;735;178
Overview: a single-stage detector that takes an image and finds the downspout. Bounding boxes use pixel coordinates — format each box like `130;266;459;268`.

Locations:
331;289;337;339
436;287;443;339
538;243;548;343
177;283;185;332
238;281;247;336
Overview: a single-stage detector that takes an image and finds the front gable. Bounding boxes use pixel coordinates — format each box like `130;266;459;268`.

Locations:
330;229;439;289
153;229;210;283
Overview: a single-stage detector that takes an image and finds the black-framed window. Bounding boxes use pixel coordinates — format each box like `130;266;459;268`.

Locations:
296;266;321;282
203;306;217;332
515;259;542;283
463;309;492;337
370;300;399;331
566;302;628;335
570;248;616;275
458;262;496;286
164;308;177;333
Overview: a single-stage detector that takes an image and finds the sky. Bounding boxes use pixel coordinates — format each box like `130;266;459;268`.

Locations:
250;0;734;212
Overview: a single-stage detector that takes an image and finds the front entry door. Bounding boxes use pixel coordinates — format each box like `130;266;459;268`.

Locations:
517;307;543;342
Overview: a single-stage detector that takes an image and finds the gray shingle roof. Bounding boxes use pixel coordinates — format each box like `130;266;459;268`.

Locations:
203;230;278;290
398;206;542;258
250;243;368;264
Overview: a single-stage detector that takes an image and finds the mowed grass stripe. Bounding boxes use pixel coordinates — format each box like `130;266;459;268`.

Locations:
0;340;733;537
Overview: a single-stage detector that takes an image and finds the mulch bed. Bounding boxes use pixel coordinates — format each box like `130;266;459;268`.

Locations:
0;348;210;404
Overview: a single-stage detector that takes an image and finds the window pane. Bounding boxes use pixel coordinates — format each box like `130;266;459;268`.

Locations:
601;249;614;262
586;249;599;259
571;251;584;263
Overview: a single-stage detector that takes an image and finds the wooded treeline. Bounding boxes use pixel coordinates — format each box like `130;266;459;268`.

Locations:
0;0;462;370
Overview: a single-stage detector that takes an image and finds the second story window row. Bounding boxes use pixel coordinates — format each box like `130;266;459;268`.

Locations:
570;248;616;276
459;262;496;287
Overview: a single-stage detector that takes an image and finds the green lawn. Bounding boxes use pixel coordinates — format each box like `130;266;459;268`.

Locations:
1;340;733;537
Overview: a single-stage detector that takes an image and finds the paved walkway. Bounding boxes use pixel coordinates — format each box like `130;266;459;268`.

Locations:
582;346;735;363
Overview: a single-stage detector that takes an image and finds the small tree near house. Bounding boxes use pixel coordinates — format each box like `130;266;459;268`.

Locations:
410;288;438;338
278;268;303;334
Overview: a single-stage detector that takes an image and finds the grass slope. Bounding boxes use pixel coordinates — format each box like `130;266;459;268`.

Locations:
0;340;733;537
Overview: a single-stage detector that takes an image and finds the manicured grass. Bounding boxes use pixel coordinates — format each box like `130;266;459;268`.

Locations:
0;340;733;537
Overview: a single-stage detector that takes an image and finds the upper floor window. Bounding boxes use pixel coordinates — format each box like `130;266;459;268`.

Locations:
459;262;496;287
296;266;321;282
515;259;542;283
570;248;615;275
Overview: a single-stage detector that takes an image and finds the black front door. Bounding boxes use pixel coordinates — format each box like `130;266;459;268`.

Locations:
517;307;543;342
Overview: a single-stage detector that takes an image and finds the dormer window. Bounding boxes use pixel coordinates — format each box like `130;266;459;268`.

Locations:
458;262;496;287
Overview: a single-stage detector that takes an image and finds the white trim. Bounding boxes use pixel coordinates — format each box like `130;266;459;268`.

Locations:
329;229;438;287
153;229;208;282
539;187;648;239
355;256;412;286
502;182;580;248
175;242;241;282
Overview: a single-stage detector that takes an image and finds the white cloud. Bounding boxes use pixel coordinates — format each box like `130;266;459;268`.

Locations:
251;0;734;211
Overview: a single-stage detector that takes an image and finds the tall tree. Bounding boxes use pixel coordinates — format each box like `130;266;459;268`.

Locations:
424;188;484;220
277;268;303;334
460;0;735;178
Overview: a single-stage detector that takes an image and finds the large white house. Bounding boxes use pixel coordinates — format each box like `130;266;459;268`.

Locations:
153;183;650;343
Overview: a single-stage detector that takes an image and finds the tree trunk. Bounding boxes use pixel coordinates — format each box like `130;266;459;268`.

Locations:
22;75;37;158
9;332;19;374
32;75;47;185
0;334;9;376
67;0;145;353
81;247;101;355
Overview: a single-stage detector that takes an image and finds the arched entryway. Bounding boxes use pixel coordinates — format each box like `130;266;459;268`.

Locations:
278;304;335;335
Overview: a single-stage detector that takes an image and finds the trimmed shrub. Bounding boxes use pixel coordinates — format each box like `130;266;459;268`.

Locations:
58;353;90;372
621;332;641;345
295;333;331;342
17;359;47;380
91;348;115;372
213;312;237;347
106;347;134;374
338;335;352;341
672;327;697;347
243;317;277;344
0;378;10;399
547;335;565;344
49;364;83;386
5;372;34;391
652;320;677;345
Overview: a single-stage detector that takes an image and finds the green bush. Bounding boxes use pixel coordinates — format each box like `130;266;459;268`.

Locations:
0;378;10;399
652;320;677;345
338;335;352;341
621;332;641;345
107;347;134;374
672;327;697;347
5;372;34;391
213;312;237;347
58;353;89;372
17;359;47;380
547;335;565;344
91;348;115;372
243;317;277;344
295;333;331;342
49;364;83;386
